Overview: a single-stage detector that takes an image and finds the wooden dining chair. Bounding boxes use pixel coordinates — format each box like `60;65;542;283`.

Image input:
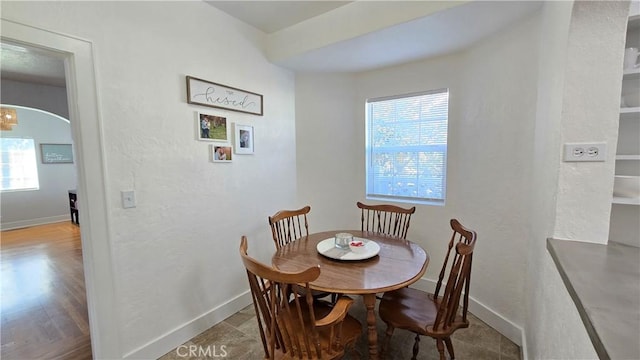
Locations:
268;205;311;250
268;205;334;301
357;201;416;239
239;236;362;360
379;219;477;360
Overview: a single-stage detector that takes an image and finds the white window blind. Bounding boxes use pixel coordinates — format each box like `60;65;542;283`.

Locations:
365;89;448;204
1;138;40;192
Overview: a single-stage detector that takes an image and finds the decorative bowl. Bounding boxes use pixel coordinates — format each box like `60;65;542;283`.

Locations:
349;240;367;253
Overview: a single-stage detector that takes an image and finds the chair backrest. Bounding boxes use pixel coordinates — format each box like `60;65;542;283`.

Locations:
431;219;477;333
268;206;311;249
240;236;351;359
357;201;416;239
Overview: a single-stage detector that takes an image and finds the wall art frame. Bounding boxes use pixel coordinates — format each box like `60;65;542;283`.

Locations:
196;112;228;142
40;143;74;164
211;145;233;163
233;124;254;154
187;75;263;116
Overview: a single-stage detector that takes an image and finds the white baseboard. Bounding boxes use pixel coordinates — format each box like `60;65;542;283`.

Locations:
124;291;252;359
0;215;70;231
520;327;528;360
412;278;525;347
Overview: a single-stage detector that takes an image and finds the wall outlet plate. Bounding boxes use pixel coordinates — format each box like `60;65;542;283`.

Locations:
563;143;606;162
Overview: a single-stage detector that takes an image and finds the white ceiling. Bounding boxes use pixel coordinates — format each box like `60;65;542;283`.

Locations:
0;1;542;86
206;1;352;33
274;1;542;72
0;42;66;87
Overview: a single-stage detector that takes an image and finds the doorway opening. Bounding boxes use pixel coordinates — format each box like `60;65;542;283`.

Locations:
0;41;90;359
1;18;120;358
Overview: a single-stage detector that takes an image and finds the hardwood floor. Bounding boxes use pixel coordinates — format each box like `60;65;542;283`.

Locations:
1;222;92;359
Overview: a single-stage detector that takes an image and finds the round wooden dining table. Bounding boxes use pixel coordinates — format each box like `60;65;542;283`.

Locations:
272;230;429;360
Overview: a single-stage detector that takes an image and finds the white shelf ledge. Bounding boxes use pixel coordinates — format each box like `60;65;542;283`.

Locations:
620;107;640;113
623;68;640;78
620;107;640;120
612;196;640;205
616;155;640;160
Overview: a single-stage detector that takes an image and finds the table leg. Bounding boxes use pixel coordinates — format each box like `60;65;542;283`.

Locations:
363;293;378;359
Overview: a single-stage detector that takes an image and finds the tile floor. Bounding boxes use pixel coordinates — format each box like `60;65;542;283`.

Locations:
160;296;521;359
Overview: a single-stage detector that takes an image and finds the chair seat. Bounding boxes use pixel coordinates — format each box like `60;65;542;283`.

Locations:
274;300;361;360
380;287;470;338
379;219;477;360
379;287;439;335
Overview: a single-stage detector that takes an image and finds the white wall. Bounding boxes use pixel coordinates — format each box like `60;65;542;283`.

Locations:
295;73;359;231
451;14;537;331
296;11;541;345
0;107;76;229
525;1;629;359
1;79;74;229
552;1;628;244
525;2;597;357
2;2;296;358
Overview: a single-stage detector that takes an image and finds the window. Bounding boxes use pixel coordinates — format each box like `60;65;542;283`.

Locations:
1;138;40;191
365;89;449;205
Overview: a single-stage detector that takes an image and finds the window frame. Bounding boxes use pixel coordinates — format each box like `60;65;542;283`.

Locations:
365;88;449;206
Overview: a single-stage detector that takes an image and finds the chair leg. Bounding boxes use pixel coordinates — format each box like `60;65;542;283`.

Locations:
411;334;420;360
349;346;361;360
444;337;455;359
332;293;343;304
381;325;395;358
436;339;445;360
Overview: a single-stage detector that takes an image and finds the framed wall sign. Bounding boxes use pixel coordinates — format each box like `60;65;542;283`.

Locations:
187;76;263;116
40;143;74;164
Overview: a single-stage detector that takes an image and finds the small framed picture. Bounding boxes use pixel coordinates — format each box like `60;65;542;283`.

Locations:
234;124;254;154
211;145;233;162
197;112;228;142
40;143;74;164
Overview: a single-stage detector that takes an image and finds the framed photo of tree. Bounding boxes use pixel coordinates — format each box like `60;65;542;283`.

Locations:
196;112;228;142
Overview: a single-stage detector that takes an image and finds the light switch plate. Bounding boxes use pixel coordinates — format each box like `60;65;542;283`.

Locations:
121;190;136;209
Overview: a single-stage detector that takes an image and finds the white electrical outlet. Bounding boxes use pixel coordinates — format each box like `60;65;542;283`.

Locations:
563;143;606;162
121;190;136;209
